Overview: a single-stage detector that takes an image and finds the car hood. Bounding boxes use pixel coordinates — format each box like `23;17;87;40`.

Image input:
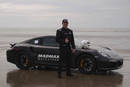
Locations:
77;44;122;59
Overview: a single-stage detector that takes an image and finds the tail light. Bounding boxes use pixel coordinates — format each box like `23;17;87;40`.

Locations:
13;47;18;51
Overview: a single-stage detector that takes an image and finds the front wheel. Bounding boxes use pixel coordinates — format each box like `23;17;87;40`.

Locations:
78;55;96;74
16;53;30;70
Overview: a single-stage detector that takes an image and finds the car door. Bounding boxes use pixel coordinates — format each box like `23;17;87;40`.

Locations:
35;36;60;65
26;38;43;53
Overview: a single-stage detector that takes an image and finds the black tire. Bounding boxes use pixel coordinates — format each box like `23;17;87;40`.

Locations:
78;55;96;74
16;53;30;70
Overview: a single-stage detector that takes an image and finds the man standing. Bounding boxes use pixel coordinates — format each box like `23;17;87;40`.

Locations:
56;19;76;78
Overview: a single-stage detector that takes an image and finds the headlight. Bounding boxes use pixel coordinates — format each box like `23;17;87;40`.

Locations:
98;50;110;57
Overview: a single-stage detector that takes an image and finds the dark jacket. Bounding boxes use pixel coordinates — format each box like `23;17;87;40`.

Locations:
56;27;76;49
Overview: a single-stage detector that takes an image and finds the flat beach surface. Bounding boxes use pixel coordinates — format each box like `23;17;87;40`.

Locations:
0;28;130;87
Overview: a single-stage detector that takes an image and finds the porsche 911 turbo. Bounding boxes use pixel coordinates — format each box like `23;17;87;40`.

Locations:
6;35;123;73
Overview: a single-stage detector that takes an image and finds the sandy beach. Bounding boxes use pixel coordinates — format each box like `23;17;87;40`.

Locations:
0;28;130;87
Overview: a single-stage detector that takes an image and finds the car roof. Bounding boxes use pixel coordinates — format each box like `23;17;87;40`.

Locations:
21;35;56;43
32;35;56;39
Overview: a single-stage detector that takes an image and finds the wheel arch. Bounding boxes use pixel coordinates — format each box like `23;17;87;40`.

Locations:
15;47;34;66
75;52;97;67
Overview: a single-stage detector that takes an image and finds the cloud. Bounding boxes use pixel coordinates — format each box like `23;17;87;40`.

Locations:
0;2;60;17
0;0;130;28
0;2;58;11
0;2;79;17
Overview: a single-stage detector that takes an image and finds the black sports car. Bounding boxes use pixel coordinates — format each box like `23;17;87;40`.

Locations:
6;36;123;73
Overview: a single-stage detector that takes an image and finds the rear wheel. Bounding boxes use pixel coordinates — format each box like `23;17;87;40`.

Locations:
16;53;30;70
78;55;96;74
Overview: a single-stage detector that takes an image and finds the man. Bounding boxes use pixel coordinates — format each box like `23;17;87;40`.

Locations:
56;19;76;78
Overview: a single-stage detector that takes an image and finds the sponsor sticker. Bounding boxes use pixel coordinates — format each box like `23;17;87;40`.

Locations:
37;54;59;61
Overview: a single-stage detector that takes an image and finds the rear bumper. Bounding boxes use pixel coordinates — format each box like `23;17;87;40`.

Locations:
97;58;123;70
6;49;17;64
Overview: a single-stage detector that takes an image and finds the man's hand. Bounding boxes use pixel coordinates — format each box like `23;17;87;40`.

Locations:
72;49;76;53
65;38;69;44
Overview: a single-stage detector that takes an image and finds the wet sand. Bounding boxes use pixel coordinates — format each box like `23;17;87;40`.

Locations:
0;28;130;87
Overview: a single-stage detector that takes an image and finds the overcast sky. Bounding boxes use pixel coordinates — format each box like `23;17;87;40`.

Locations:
0;0;130;28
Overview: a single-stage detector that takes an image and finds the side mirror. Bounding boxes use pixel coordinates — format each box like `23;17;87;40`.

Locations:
103;47;112;50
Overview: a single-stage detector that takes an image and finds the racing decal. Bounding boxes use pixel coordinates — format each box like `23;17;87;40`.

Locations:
37;54;59;61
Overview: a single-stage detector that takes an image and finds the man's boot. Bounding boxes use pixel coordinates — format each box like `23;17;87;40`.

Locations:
58;72;62;78
66;68;73;77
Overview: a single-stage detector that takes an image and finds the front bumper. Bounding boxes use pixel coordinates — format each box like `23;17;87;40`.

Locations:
97;58;123;70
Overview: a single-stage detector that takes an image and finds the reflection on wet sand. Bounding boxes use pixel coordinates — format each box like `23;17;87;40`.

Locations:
7;70;123;87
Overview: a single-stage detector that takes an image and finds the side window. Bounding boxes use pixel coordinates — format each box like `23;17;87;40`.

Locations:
27;39;40;45
42;37;59;47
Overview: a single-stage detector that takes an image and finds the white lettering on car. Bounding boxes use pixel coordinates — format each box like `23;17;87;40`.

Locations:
37;54;59;61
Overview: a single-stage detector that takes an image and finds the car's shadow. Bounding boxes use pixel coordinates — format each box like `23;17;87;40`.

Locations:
6;69;123;87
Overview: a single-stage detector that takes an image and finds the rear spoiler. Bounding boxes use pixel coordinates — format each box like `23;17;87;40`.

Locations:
9;43;16;48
